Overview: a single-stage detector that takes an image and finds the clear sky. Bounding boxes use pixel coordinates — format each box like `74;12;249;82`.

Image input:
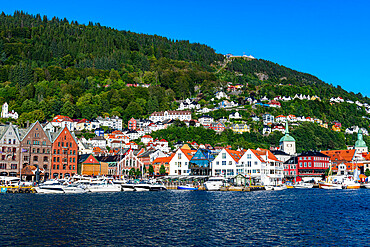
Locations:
2;0;370;96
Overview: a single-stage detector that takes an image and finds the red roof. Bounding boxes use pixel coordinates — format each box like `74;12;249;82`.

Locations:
52;115;73;123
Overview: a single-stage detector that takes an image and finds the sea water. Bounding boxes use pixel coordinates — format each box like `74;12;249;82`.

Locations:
0;189;368;246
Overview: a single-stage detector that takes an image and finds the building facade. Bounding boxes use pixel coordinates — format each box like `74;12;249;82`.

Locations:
51;127;78;179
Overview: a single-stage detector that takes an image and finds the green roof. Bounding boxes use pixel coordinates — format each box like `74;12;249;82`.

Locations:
280;120;295;142
355;129;367;148
280;134;295;142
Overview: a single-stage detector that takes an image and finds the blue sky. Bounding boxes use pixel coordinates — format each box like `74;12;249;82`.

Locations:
2;0;370;96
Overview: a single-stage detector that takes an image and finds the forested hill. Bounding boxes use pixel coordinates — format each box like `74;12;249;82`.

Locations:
0;10;369;136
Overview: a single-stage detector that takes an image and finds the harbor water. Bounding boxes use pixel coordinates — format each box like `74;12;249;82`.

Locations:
0;189;368;246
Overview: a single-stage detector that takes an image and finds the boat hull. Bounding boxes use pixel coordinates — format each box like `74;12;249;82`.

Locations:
318;183;342;190
35;187;65;194
88;186;121;193
364;184;370;189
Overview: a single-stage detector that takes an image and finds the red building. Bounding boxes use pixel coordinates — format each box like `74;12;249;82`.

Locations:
283;156;298;178
51;127;78;179
128;118;137;130
297;151;330;177
208;122;225;133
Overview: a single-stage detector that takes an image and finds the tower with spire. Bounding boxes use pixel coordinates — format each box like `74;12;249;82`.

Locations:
279;119;296;155
354;128;368;155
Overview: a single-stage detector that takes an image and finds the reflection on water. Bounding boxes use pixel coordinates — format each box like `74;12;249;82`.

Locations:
0;190;368;246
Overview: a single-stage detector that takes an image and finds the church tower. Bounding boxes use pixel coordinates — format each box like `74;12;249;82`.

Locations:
279;119;296;155
354;128;368;154
1;102;8;118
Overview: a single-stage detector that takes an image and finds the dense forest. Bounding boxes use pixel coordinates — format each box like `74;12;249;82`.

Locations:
0;11;369;151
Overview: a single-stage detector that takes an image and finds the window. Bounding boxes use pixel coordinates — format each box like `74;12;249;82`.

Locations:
178;153;182;159
73;158;75;162
73;150;76;155
222;153;226;159
247;154;251;159
222;161;226;165
57;150;60;154
42;141;46;145
229;161;232;166
247;161;251;167
33;156;38;161
73;165;75;170
11;164;17;170
57;165;59;169
69;165;71;170
63;164;66;170
57;157;60;162
44;157;48;162
53;149;56;154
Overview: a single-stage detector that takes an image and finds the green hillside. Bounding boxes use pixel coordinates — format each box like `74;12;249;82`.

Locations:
0;11;369;151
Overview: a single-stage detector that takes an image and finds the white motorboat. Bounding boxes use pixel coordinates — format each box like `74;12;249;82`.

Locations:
272;184;287;191
63;183;87;193
204;177;228;191
88;181;121;193
121;180;137;191
34;180;65;194
149;182;167;191
341;176;360;189
264;186;274;191
294;181;314;189
364;183;370;189
134;180;151;192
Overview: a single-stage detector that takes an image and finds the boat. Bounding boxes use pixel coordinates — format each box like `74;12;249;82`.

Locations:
133;180;151;192
285;181;294;189
62;183;87;193
272;184;287;191
149;182;167;191
318;176;343;190
294;181;314;189
341;175;360;189
121;180;136;191
364;183;370;189
177;184;198;190
34;180;65;194
264;185;274;191
88;180;121;193
204;177;228;191
228;186;244;191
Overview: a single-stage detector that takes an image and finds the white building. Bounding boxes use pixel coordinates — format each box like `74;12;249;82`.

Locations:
89;136;107;148
198;115;214;126
177;98;200;110
262;114;274;125
96;116;122;130
229;111;242;120
1;102;18;120
50;115;75;131
168;147;195;176
211;148;243;177
149;111;191;122
238;148;284;186
215;91;229;100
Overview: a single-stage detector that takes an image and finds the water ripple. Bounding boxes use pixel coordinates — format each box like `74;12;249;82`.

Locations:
0;189;368;246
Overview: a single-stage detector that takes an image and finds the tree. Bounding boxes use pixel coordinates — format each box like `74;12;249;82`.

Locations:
159;164;166;175
60;100;76;117
129;168;136;177
365;169;370;177
149;165;154;176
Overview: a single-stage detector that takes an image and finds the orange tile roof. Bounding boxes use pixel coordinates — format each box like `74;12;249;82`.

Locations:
225;149;243;162
181;149;196;160
321;150;355;162
250;149;266;163
152;155;173;164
